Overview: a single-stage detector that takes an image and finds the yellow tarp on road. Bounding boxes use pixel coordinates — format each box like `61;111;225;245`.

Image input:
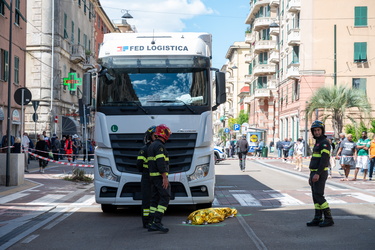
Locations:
187;207;237;225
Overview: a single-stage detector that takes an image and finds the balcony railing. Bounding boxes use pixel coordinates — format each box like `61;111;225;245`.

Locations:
286;65;300;79
253;17;272;31
254;88;271;99
245;32;256;44
287;29;300;45
245;53;255;64
70;44;85;63
254;40;277;53
253;64;276;76
287;0;301;12
244;74;255;84
269;49;279;63
245;0;271;24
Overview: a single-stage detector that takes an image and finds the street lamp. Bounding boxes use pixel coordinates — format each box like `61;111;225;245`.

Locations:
121;9;133;19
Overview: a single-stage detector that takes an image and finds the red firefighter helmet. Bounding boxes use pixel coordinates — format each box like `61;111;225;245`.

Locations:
155;124;172;141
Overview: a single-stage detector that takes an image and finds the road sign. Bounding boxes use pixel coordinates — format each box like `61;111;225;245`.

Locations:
32;113;38;122
233;124;240;131
32;100;40;112
54;116;58;123
224;128;230;133
14;87;32;105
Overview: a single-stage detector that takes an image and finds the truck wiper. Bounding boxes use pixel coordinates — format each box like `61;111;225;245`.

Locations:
121;101;148;114
148;100;196;114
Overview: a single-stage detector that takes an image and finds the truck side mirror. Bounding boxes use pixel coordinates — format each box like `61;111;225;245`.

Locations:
213;71;226;111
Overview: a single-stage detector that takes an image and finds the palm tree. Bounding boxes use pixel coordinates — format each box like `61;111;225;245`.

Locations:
305;85;372;138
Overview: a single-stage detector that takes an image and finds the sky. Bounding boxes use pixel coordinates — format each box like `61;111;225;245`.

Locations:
99;0;250;69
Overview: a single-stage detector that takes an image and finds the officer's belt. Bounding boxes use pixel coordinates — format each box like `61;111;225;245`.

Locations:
150;172;169;176
310;167;329;171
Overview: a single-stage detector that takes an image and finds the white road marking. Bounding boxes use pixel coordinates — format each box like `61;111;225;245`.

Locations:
0;193;29;204
232;194;261;206
346;192;375;203
269;193;305;206
28;194;65;205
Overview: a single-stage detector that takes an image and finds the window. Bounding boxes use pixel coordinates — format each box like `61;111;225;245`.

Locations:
83;0;87;14
14;56;19;84
83;34;87;51
354;6;367;27
0;49;9;81
259;52;268;64
257;77;267;89
248;63;253;75
292;46;299;63
63;13;68;39
71;21;75;43
293;79;299;101
352;78;366;94
15;0;20;25
78;28;81;45
260;28;270;40
354;42;367;62
1;0;10;16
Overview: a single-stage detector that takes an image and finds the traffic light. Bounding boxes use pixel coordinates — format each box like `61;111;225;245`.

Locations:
82;72;92;105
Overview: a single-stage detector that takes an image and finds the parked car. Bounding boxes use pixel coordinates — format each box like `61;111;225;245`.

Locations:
214;146;226;164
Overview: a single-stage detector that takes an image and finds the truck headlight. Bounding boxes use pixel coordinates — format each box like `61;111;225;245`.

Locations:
98;164;120;182
188;163;209;181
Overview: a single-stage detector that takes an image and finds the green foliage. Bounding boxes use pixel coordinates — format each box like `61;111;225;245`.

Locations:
306;85;371;138
237;110;249;125
344;120;374;141
370;120;375;134
63;168;93;183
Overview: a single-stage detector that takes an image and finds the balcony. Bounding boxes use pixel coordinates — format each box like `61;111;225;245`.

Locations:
70;44;85;63
83;55;96;70
287;29;300;45
267;78;277;88
254;40;277;53
253;64;276;76
244;74;255;84
287;0;301;12
245;53;255;64
269;49;279;63
245;32;256;44
270;25;280;36
270;0;279;7
245;0;271;24
226;92;233;100
253;17;273;32
286;65;300;79
254;88;271;99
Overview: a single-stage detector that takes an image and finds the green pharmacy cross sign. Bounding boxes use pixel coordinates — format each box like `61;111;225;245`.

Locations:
63;72;82;91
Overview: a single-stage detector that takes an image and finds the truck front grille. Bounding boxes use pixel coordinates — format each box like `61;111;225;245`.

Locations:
110;133;197;174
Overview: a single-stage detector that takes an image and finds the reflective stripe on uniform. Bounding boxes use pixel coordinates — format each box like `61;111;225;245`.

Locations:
150;172;169;176
143;208;150;216
157;205;167;213
320;201;329;209
137;155;147;161
143;164;148;169
314;203;321;210
310;167;329;171
150;206;157;213
321;149;330;155
148;154;169;161
312;153;321;157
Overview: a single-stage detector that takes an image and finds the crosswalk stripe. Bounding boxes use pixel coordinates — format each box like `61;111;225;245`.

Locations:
232;194;261;206
0;193;29;204
269;193;305;206
347;192;375;203
28;195;65;205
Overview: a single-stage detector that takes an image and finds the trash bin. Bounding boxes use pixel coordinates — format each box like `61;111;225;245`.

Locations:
261;146;268;158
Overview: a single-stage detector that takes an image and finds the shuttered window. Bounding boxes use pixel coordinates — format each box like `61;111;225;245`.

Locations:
354;7;367;26
354;42;367;62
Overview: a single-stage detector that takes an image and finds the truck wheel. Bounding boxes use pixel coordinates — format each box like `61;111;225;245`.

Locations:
214;153;219;164
101;204;117;213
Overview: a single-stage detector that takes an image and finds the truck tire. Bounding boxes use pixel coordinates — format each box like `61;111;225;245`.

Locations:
101;204;117;213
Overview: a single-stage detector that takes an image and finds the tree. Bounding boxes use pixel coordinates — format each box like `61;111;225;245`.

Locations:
305;85;372;139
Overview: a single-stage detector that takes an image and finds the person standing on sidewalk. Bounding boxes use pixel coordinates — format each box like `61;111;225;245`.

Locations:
236;135;249;172
293;138;304;171
35;135;48;173
136;125;156;228
148;124;172;233
369;134;375;181
306;120;334;227
22;132;30;172
352;131;370;181
336;134;357;181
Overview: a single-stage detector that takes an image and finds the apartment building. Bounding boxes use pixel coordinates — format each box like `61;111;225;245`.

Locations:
0;0;27;141
233;0;375;145
25;0;116;139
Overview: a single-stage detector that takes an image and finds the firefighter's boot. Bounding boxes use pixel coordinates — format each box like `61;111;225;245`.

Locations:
146;213;155;229
148;212;169;233
142;215;149;229
306;209;323;227
319;208;334;227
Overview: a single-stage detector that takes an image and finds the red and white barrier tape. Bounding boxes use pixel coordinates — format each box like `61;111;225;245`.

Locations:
31;149;95;157
28;151;94;168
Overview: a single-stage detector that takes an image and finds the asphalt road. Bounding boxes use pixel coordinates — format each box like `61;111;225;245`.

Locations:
3;157;375;249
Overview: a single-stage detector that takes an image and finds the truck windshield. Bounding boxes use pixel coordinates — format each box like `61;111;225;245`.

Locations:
97;57;210;108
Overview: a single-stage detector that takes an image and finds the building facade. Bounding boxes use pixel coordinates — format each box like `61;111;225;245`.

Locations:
0;0;27;143
25;0;116;140
224;0;374;146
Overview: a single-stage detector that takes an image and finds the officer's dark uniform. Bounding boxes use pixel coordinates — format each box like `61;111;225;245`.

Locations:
147;139;171;232
307;121;334;227
136;143;152;228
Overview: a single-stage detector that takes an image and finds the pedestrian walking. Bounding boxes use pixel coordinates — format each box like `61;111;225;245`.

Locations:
224;140;231;158
276;138;283;158
336;134;357;181
281;138;290;162
136;125;156;228
288;138;295;163
51;135;61;161
35;135;48;173
293;138;304;171
306;120;334;227
64;135;74;162
72;134;82;163
147;124;172;233
236;135;249;172
11;137;22;153
352;131;370;181
22;132;31;171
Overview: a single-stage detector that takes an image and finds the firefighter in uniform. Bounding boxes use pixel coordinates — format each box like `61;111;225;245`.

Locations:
147;124;172;233
307;120;334;227
136;125;156;228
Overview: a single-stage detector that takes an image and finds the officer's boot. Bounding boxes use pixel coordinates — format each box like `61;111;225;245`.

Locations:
319;208;334;227
142;215;149;229
146;213;155;229
148;212;169;233
306;209;323;226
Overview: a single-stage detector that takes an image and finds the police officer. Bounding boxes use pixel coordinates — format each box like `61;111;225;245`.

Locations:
147;124;172;233
307;121;334;227
136;125;156;228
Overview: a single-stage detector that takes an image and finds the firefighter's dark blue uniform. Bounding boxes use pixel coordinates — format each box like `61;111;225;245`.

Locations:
147;139;171;231
136;144;152;228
